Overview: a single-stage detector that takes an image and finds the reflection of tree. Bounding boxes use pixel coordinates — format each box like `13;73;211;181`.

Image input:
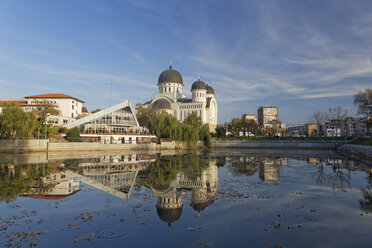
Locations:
0;164;52;203
142;153;210;186
228;156;259;177
360;186;372;213
313;159;351;192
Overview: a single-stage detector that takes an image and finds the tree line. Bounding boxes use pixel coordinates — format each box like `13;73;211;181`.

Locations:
136;104;211;147
0;103;60;139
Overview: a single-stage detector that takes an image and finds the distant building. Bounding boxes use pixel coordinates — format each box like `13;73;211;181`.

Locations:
287;124;319;137
257;105;278;128
242;113;257;122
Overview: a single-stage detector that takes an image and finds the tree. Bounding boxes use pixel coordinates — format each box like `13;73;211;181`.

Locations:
215;126;225;138
0;103;38;139
230;118;243;134
310;110;326;137
182;112;211;147
243;119;258;135
326;106;347;121
354;88;372;117
152;113;182;141
135;104;155;130
66;127;80;142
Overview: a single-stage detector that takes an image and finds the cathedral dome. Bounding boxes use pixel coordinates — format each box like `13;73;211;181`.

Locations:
151;99;172;111
157;207;183;224
206;85;215;94
191;78;207;91
158;65;183;85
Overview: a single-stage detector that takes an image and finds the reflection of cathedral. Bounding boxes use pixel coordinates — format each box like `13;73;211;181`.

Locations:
150;159;218;230
143;64;218;132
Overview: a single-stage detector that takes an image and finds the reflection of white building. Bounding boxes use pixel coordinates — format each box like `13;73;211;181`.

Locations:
143;64;218;132
23;171;80;199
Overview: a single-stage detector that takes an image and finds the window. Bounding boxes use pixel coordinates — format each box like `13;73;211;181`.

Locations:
48;118;58;124
71;113;74;118
72;105;74;110
63;119;68;124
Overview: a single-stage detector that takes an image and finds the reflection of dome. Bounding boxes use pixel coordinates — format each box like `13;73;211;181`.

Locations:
191;79;207;91
206;85;214;94
151;99;172;111
191;202;208;212
150;182;171;193
158;66;183;85
157;206;182;224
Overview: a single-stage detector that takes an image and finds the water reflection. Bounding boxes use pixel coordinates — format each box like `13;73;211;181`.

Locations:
0;151;371;218
227;156;286;182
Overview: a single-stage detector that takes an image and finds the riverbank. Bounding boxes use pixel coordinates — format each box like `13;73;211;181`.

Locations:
336;144;372;165
0;139;347;153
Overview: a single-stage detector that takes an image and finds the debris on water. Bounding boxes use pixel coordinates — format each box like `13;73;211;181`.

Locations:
185;226;202;232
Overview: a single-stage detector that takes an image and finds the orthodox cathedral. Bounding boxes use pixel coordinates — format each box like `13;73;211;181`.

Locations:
144;64;218;132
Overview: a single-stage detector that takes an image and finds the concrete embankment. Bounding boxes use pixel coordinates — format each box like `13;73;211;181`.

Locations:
210;140;346;149
0;138;351;153
336;144;372;165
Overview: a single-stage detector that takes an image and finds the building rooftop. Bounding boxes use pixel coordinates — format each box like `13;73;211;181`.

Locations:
24;93;85;103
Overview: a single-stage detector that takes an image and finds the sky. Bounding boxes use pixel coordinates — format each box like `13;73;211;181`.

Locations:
0;0;371;125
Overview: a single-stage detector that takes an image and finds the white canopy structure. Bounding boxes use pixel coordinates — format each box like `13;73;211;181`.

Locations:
64;100;140;132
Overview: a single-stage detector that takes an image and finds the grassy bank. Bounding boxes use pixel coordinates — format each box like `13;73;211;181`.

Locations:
350;137;372;147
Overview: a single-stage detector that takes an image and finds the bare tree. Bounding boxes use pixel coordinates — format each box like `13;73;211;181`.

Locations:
354;88;372;116
326;106;348;121
310;110;326;137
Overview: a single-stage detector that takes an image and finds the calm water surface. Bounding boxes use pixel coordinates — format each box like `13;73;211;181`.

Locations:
0;149;371;248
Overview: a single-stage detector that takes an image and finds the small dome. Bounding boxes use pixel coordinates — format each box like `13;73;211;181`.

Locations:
206;85;215;94
191;78;207;91
151;99;172;111
158;65;183;85
157;206;182;224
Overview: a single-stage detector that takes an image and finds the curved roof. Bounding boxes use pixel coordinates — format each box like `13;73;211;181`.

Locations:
151;99;172;110
206;85;215;94
191;79;207;91
157;206;183;224
158;65;183;85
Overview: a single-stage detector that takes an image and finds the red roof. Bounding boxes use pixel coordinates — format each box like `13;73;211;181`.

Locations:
0;100;29;106
24;93;85;103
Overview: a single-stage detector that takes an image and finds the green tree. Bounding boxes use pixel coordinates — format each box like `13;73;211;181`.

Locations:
66;127;80;142
354;88;372;116
152;113;182;140
182;112;211;147
135;104;155;130
215;126;225;138
0;103;38;139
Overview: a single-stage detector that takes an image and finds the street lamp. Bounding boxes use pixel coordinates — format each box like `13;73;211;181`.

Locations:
44;113;50;139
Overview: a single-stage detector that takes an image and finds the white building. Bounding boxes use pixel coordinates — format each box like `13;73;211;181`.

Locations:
0;93;85;126
24;93;84;119
143;65;218;132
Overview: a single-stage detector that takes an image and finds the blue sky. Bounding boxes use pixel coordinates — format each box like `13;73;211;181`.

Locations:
0;0;371;125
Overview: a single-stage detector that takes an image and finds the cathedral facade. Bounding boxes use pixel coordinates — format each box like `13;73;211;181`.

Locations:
144;65;218;132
